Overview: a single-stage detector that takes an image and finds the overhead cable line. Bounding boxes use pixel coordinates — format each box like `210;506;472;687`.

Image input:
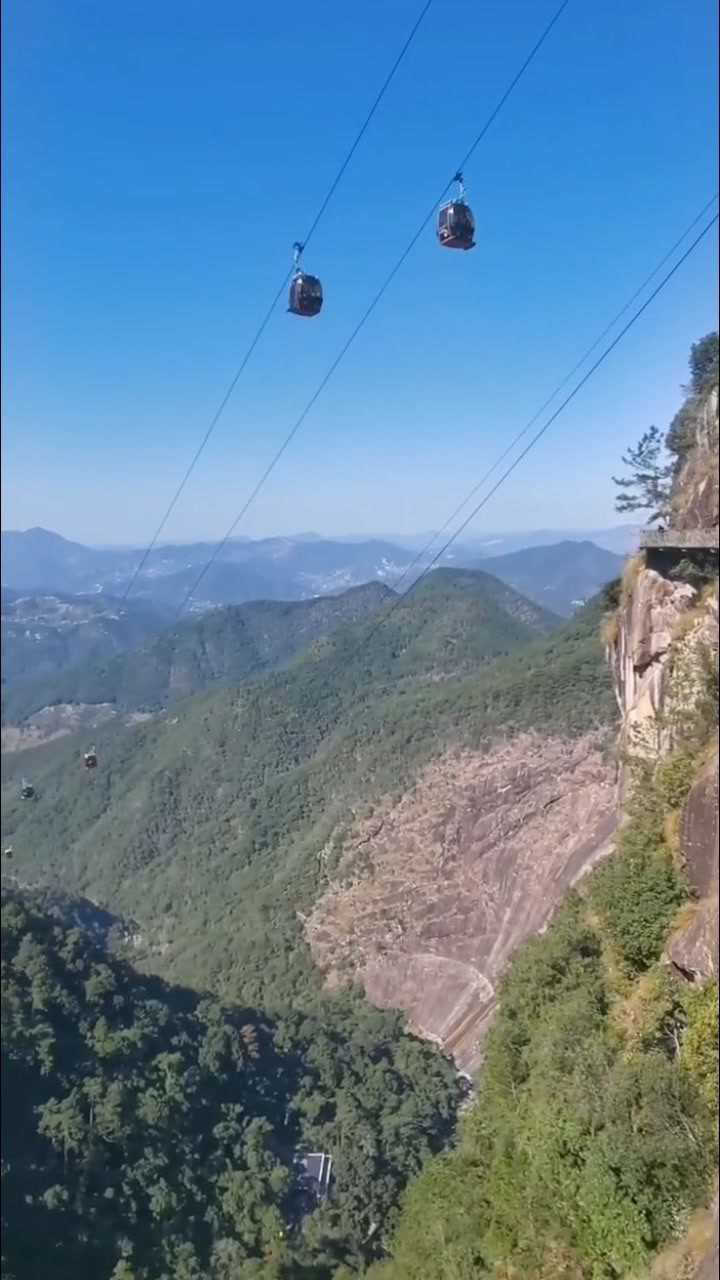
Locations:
178;0;571;614
122;0;436;602
351;212;719;657
389;190;720;595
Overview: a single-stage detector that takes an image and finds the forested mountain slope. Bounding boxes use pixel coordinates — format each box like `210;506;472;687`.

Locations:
1;572;606;1018
1;892;461;1279
1;581;394;724
1;589;171;687
1;569;557;726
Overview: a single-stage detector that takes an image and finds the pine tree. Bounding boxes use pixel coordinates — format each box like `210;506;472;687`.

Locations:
612;426;672;522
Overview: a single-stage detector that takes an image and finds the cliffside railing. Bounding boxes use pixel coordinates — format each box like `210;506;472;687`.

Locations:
639;527;719;576
639;528;719;551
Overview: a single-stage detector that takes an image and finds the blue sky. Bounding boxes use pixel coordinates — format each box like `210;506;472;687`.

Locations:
2;0;718;545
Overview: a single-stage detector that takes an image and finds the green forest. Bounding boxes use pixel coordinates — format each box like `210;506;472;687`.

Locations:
2;568;557;725
2;334;718;1278
2;893;462;1279
1;572;609;1010
1;582;395;724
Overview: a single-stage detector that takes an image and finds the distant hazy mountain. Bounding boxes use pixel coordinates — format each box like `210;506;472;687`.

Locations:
335;526;640;556
1;527;440;604
2;589;172;685
480;540;625;616
1;526;638;603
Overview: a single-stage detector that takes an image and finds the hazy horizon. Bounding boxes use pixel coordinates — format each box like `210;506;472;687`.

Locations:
2;520;640;551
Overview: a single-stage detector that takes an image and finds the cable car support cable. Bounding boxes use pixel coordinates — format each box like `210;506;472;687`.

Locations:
352;213;719;658
121;0;437;603
389;190;720;596
177;0;571;615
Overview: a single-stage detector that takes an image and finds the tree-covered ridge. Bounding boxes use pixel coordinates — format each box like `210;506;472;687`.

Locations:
2;568;559;726
1;589;173;688
1;893;462;1280
1;581;394;724
1;586;612;1011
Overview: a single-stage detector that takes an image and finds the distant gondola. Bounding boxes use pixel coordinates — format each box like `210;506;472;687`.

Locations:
288;242;323;317
3;846;13;860
84;748;98;770
20;779;35;800
437;172;475;251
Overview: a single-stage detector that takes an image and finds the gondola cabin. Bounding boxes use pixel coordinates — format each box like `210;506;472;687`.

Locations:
288;272;323;317
437;199;475;250
84;749;98;770
20;781;35;800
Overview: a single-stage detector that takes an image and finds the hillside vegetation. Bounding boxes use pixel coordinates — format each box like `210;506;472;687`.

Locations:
367;336;719;1280
1;590;171;688
1;570;558;725
1;581;395;724
1;571;605;1012
368;757;718;1280
1;892;462;1279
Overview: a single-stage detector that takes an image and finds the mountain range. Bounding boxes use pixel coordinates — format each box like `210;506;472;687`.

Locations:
1;527;449;604
1;569;613;1007
2;529;623;690
1;580;398;725
1;588;172;686
2;568;559;729
470;539;624;617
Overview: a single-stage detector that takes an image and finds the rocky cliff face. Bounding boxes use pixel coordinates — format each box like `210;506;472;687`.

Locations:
606;382;719;983
667;754;719;982
671;384;719;530
603;376;719;1279
306;732;616;1074
607;567;698;750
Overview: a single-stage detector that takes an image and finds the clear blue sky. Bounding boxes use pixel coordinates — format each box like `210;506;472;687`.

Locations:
2;0;718;545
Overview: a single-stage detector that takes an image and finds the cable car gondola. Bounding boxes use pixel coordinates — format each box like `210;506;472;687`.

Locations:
84;747;98;770
288;242;323;317
437;172;475;251
20;779;35;800
3;847;14;860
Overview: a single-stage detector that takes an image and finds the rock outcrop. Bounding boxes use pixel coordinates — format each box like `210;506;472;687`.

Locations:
606;367;719;1270
306;732;616;1073
671;384;719;530
667;755;719;982
607;568;697;748
607;380;718;752
606;372;718;980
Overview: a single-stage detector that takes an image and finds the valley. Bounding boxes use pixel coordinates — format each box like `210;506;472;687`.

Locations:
3;0;717;1264
2;338;718;1280
1;568;592;1010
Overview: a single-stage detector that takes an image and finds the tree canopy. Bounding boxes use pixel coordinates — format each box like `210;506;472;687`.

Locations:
1;893;462;1279
689;331;719;395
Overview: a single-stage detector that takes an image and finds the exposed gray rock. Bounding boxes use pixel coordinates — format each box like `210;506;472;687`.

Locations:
306;732;616;1072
